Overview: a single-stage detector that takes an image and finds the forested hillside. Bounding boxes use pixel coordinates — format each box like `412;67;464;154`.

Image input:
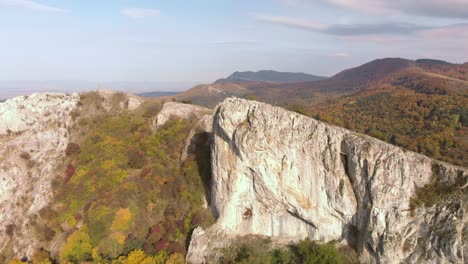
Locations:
309;88;467;167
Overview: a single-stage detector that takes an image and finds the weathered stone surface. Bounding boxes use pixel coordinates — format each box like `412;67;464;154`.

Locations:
96;89;143;111
155;102;211;128
0;93;79;257
187;98;467;264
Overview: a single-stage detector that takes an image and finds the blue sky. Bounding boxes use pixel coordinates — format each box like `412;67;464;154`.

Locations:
0;0;467;84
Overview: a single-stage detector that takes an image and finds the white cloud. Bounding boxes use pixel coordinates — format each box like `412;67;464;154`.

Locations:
0;0;66;13
121;8;160;19
329;53;351;57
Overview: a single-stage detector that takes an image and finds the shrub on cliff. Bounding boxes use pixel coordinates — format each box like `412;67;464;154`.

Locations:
65;143;80;156
223;238;345;264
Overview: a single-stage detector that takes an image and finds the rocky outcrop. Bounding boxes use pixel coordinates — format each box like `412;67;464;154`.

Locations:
0;93;79;258
187;98;467;264
96;89;143;111
155;102;211;129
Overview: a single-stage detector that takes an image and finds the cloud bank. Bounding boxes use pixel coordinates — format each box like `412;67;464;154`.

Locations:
252;14;430;36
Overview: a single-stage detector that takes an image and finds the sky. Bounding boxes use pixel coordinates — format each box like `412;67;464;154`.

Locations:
0;0;467;86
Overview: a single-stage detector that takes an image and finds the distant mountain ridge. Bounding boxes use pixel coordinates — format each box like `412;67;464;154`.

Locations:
0;80;194;99
215;70;327;84
173;58;468;108
137;91;180;98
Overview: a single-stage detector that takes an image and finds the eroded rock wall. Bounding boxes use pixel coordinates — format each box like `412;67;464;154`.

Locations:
188;98;467;264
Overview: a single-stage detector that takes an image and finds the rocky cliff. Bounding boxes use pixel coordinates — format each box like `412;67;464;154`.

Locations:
0;93;79;257
187;98;467;263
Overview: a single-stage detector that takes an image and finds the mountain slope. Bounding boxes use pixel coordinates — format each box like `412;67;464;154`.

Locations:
174;58;468;108
283;57;468;95
137;91;180;98
215;70;326;84
309;86;468;167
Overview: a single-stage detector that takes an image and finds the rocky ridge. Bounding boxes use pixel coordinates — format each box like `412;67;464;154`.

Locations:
187;98;467;264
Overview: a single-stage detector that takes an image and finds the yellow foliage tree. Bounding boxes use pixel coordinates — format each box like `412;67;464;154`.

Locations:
166;253;186;264
125;249;147;263
60;229;93;263
111;208;132;232
123;249;158;264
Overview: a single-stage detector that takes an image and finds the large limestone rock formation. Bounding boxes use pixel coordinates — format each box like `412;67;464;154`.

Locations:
0;93;79;258
187;98;467;264
155;102;211;129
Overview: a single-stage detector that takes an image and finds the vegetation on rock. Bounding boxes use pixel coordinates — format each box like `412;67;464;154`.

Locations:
410;164;466;209
221;237;357;264
27;93;214;263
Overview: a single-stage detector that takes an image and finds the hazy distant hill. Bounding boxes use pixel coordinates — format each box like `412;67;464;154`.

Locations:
0;80;194;98
215;70;327;84
138;91;180;98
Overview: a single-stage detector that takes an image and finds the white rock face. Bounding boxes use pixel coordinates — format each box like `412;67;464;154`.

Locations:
0;93;79;258
187;98;467;264
155;102;211;128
